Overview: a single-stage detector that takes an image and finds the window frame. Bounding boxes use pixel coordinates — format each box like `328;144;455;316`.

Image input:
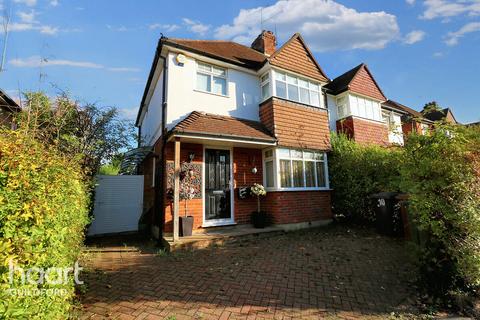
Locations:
195;61;228;97
260;72;271;102
273;70;322;108
263;148;330;191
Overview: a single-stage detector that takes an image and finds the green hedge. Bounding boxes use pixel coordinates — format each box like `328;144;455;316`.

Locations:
0;131;90;319
400;125;480;301
328;133;402;222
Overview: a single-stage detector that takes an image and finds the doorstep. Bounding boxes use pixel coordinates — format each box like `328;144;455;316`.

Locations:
162;219;332;252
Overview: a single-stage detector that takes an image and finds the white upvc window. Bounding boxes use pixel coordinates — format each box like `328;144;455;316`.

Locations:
421;123;429;135
337;96;348;118
274;70;322;107
260;72;270;101
196;61;227;96
263;148;329;191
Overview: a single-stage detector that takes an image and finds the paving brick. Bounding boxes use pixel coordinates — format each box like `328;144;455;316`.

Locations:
81;226;419;320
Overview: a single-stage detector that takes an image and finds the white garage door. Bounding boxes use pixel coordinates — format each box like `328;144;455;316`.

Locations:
88;175;144;236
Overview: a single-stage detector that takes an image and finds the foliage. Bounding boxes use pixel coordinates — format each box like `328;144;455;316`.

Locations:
99;154;124;175
328;133;402;222
422;101;442;114
0;130;90;319
399;124;480;302
17;92;135;176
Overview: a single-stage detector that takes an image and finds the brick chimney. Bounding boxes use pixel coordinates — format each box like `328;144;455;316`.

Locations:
251;30;276;56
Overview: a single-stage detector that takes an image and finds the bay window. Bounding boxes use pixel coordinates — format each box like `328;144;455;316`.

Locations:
274;71;321;108
196;61;227;96
261;73;270;101
264;148;329;190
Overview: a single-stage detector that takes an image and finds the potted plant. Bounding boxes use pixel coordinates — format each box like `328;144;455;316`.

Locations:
250;183;270;228
180;173;196;237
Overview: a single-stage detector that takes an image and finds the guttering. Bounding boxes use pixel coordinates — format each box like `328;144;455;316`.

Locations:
168;131;277;146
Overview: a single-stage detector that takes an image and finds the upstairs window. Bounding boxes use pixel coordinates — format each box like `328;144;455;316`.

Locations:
196;61;227;96
261;73;270;101
337;96;347;118
274;71;321;107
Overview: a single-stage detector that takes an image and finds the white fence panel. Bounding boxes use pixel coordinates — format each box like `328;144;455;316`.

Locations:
88;175;144;236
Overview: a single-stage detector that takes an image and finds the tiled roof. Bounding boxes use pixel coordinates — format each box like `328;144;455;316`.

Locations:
383;100;422;117
163;38;267;70
325;63;386;101
268;33;329;82
423;108;458;123
324;64;362;94
0;89;21;112
171;111;276;143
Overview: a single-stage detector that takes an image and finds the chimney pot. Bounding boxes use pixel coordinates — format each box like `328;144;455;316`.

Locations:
251;30;276;56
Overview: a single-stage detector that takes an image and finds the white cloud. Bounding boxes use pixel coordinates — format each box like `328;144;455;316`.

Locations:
444;21;480;45
106;25;129;32
13;0;37;7
10;56;103;68
183;18;210;35
50;0;59;6
421;0;480;20
17;10;36;23
149;23;180;32
433;52;444;58
9;55;141;72
108;67;141;72
214;0;400;51
39;25;58;35
4;22;58;35
403;30;426;44
406;0;415;5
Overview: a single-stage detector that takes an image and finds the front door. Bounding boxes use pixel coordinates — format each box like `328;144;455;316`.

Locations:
204;149;232;224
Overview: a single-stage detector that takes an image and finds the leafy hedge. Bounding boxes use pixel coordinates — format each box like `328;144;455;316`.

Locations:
0;131;90;319
400;125;480;302
329;126;480;305
328;133;402;222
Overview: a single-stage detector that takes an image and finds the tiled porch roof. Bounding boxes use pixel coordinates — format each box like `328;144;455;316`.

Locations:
170;111;277;143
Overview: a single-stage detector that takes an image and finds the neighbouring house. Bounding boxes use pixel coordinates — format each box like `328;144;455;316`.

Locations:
0;89;21;129
423;107;458;124
382;100;433;139
136;31;332;239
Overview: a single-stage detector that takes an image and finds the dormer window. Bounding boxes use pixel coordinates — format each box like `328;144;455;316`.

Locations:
274;70;321;107
196;61;227;96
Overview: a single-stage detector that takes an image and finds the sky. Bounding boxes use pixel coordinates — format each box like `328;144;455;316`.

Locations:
0;0;479;124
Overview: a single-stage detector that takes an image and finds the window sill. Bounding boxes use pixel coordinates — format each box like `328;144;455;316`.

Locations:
266;188;332;192
269;96;326;110
194;89;229;98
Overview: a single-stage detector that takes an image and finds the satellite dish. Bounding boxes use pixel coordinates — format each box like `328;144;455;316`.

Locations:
176;54;186;64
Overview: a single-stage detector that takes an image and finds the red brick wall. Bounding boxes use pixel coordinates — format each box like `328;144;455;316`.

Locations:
349;66;386;101
263;191;332;224
233;148;263;225
402;120;422;136
260;98;331;150
337;116;389;146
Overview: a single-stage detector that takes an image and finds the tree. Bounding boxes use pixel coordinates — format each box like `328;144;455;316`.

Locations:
17;91;135;176
422;101;441;114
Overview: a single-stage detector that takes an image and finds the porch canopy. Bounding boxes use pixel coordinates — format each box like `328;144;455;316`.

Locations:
167;111;277;241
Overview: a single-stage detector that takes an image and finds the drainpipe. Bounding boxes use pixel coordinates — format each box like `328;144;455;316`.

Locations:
155;41;168;245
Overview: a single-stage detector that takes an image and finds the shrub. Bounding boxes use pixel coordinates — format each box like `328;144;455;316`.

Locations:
400;125;480;302
0;131;90;319
328;133;402;222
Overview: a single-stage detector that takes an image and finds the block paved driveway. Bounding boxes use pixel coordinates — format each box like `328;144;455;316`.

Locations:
80;226;419;320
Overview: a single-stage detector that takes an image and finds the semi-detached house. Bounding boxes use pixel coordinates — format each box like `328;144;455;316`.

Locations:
135;30;431;240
